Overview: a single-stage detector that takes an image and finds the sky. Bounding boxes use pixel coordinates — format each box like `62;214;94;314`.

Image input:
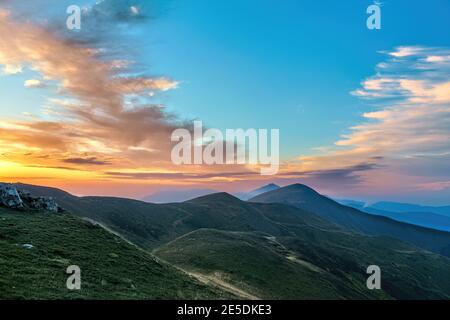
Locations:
0;0;449;204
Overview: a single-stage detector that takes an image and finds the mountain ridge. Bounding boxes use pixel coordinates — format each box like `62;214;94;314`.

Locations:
250;184;450;257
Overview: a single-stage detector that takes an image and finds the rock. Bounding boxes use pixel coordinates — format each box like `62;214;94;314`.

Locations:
0;183;24;209
28;196;59;213
0;183;61;213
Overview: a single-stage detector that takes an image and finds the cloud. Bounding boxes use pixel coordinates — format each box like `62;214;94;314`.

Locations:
24;79;46;88
298;46;450;197
425;55;450;63
116;77;179;93
62;157;111;166
0;5;188;173
2;64;22;74
388;46;424;58
130;6;140;16
416;180;450;191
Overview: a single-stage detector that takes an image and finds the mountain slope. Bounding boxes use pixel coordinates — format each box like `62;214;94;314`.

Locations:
250;184;450;257
155;229;384;299
0;207;232;299
156;227;450;299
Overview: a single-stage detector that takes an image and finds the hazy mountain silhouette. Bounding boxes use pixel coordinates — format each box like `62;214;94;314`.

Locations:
339;199;450;232
235;183;281;200
142;188;218;203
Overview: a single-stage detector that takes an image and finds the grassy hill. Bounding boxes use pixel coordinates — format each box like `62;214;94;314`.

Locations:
0;207;232;299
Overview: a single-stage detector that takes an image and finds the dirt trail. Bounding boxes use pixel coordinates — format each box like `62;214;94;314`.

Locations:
186;271;260;300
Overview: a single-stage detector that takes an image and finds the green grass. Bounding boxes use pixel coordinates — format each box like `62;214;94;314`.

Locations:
155;227;450;300
155;229;388;300
7;184;450;300
0;208;233;300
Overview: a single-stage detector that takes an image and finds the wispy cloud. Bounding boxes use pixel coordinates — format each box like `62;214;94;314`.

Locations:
0;3;187;175
299;46;450;197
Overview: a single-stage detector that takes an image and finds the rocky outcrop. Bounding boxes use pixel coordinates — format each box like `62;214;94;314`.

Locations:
0;183;60;213
22;193;59;213
0;183;24;209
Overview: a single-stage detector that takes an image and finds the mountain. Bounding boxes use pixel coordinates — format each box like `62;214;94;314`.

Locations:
339;199;450;232
7;183;450;299
0;206;231;299
142;188;217;203
235;183;280;200
371;201;450;218
250;184;450;257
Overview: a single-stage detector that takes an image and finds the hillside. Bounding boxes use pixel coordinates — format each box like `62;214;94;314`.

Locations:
7;183;450;299
155;229;386;299
0;207;232;299
156;228;450;299
250;184;450;257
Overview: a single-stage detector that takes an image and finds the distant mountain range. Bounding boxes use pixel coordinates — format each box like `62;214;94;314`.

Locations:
338;200;450;232
234;183;280;200
141;183;281;203
142;188;218;203
371;201;450;217
2;182;450;299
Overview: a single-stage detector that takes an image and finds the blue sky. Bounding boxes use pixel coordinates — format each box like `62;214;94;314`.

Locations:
143;0;450;158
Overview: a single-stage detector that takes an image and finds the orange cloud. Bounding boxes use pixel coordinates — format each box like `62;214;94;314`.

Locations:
0;8;189;184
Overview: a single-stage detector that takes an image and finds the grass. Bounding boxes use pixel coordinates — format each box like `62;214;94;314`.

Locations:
155;226;450;300
0;208;233;300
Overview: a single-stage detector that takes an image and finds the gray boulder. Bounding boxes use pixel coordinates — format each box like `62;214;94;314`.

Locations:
0;183;24;209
